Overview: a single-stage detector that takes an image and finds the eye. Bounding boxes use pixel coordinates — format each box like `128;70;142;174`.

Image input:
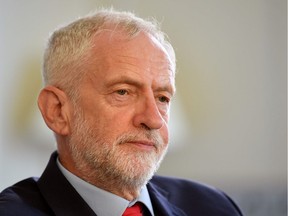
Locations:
158;96;170;103
116;89;128;95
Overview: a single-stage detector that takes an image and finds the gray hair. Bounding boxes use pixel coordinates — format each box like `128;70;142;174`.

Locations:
42;8;175;100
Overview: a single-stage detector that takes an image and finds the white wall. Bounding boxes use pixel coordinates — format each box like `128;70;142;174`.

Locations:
0;1;286;215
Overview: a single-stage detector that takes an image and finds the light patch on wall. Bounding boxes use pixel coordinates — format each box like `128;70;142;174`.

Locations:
11;57;42;135
168;96;191;151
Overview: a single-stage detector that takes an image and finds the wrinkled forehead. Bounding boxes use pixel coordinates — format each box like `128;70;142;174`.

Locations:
90;29;176;75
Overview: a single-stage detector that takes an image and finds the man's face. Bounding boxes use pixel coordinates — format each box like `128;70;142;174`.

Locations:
68;31;175;190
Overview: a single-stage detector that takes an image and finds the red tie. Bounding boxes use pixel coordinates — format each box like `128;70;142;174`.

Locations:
122;202;143;216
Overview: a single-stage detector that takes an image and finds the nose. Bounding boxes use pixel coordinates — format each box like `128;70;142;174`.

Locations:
133;95;165;130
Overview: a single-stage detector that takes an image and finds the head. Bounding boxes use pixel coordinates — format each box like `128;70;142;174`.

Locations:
38;9;176;200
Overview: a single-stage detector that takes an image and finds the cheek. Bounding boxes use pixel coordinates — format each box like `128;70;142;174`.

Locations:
160;124;170;144
97;108;134;134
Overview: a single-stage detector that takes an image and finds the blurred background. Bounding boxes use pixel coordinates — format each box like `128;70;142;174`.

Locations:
0;0;287;215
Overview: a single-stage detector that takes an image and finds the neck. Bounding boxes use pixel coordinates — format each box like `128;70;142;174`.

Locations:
79;172;143;201
91;181;141;201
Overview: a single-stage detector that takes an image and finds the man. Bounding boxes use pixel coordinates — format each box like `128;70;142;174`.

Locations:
0;9;243;216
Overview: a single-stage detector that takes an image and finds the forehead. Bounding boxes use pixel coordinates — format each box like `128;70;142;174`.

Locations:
82;30;176;94
90;30;175;74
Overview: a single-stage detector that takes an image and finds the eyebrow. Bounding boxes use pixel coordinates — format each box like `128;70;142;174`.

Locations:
155;85;176;96
105;76;144;88
105;75;176;95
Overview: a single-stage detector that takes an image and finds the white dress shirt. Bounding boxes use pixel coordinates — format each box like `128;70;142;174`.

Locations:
57;159;154;216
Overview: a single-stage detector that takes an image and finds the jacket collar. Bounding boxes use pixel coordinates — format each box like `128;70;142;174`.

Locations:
37;152;186;216
37;152;96;216
147;181;187;216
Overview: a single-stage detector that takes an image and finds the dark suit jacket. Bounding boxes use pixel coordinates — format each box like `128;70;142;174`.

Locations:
0;152;243;215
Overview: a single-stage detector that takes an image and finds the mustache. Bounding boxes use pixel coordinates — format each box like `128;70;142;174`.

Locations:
115;131;164;148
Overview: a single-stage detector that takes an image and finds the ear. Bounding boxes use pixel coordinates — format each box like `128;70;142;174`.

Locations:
37;86;72;136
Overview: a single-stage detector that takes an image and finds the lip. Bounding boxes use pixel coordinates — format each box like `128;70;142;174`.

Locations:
125;140;156;150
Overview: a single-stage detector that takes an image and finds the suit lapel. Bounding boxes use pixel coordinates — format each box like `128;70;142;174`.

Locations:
37;152;187;216
37;152;96;216
147;182;187;216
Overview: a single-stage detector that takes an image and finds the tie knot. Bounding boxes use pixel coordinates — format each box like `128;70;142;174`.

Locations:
122;202;143;216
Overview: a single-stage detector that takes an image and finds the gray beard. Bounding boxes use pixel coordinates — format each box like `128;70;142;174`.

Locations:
68;111;168;192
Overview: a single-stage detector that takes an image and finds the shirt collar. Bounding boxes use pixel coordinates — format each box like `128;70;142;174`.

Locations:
57;158;154;216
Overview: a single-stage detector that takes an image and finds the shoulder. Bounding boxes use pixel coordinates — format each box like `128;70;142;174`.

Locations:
0;178;53;216
151;175;222;195
149;175;243;216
